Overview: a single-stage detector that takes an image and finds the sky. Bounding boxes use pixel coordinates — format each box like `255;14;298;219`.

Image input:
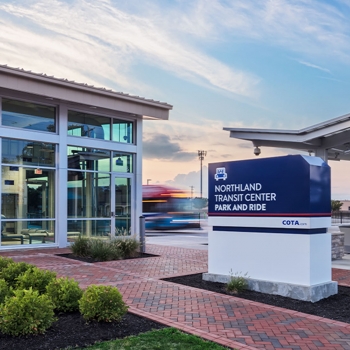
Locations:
1;0;350;199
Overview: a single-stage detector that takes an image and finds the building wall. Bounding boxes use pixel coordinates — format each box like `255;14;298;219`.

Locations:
340;201;350;211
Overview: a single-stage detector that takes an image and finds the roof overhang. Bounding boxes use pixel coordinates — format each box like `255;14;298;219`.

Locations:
224;112;350;161
0;65;172;120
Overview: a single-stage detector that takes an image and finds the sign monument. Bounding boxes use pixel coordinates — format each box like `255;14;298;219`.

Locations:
204;155;337;302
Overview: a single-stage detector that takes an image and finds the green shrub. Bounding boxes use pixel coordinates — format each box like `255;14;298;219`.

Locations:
0;288;55;335
70;236;91;257
16;267;57;294
0;256;14;272
0;278;11;304
0;262;34;288
88;239;119;261
226;270;249;294
79;285;128;322
111;236;140;258
46;277;83;312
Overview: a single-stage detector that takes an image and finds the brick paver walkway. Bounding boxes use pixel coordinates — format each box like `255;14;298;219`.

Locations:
1;245;350;349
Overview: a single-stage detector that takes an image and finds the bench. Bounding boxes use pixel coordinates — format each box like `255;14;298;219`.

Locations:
21;229;54;244
1;232;24;244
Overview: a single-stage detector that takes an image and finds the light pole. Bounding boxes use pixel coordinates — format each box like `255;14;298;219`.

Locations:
198;150;207;198
190;186;194;209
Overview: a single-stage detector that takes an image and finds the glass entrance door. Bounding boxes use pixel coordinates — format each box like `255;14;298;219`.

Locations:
112;176;132;237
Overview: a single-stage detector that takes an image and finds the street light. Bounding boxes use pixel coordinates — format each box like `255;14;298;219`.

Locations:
198;150;207;198
190;185;194;209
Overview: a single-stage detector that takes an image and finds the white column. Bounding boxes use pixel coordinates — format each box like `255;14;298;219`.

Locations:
57;104;68;248
135;118;143;238
315;148;328;163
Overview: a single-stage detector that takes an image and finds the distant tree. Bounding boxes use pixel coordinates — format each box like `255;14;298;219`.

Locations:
331;200;343;212
193;197;208;209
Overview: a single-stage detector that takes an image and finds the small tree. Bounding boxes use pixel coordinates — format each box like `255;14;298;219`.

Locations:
331;200;343;212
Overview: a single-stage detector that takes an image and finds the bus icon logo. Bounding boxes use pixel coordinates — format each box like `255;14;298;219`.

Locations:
215;167;227;181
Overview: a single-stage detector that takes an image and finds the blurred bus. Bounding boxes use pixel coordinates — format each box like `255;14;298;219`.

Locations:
142;185;200;230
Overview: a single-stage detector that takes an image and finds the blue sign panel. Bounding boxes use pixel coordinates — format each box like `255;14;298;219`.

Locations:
208;155;330;217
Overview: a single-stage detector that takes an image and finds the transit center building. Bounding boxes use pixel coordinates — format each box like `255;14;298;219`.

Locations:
0;65;171;250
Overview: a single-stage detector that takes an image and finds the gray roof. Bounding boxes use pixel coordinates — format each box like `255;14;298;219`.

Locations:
0;64;172;120
224;113;350;161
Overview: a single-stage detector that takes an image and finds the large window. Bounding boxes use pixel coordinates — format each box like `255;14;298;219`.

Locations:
2;167;55;219
67;172;110;219
112;119;133;143
2;98;56;133
2;139;55;167
67;147;110;218
1;138;56;246
68;110;134;143
67;146;133;239
67;146;110;173
68;111;109;140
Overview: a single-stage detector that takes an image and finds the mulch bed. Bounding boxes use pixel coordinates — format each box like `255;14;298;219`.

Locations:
164;273;350;324
0;312;167;350
0;252;163;350
56;252;158;263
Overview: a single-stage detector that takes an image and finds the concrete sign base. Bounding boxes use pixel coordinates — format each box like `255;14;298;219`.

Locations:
203;272;337;303
204;230;337;302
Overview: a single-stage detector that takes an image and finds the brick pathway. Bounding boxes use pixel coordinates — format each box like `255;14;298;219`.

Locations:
1;245;350;349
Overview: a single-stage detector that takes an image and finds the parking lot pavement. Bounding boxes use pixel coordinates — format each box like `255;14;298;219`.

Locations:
146;230;208;250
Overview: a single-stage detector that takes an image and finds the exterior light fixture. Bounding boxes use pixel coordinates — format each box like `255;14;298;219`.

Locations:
254;147;261;156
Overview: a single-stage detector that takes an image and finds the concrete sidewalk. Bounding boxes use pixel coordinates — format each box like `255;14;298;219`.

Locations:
1;245;350;349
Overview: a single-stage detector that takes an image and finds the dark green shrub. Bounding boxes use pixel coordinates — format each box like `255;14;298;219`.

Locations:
111;236;140;258
79;285;128;322
70;236;91;257
0;256;14;271
0;288;55;335
16;267;57;294
0;278;11;304
0;262;34;288
89;239;120;261
46;277;83;312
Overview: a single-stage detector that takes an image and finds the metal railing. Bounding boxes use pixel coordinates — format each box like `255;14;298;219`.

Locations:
332;211;350;225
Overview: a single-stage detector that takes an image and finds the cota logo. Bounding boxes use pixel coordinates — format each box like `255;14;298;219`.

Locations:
214;167;227;181
282;220;299;225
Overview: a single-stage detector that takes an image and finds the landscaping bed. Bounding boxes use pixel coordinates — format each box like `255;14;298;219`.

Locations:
57;252;158;263
0;312;166;350
164;273;350;324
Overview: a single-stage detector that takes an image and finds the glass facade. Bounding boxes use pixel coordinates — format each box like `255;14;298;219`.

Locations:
0;97;137;248
2;98;56;133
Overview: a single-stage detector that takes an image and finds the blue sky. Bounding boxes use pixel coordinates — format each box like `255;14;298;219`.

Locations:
1;0;350;198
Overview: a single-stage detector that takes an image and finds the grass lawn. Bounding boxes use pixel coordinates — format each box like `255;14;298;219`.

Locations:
76;327;229;350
